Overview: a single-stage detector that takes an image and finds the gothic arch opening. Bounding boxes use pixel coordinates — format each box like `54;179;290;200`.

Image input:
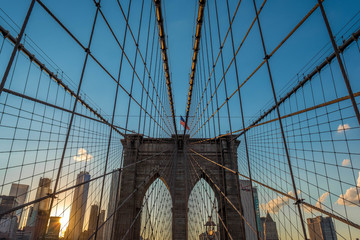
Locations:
188;178;219;240
139;177;172;240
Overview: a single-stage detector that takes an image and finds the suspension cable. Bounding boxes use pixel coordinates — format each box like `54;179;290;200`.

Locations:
154;0;178;136
184;0;206;135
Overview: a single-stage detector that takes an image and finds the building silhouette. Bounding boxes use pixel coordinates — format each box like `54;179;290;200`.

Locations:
81;205;105;240
307;216;337;240
239;180;261;240
9;183;29;229
97;209;105;240
65;171;90;240
25;177;52;240
87;204;99;239
260;213;279;240
0;195;19;239
104;170;120;240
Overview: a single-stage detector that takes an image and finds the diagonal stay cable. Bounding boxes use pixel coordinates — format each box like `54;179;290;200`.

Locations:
187;0;248;132
1;87;143;136
188;148;360;231
87;147;176;240
0;25;126;137
35;0;172;136
191;0;320;137
118;148;176;240
188;0;267;134
191;90;360;144
190;23;360;144
0;147;173;218
187;152;259;237
239;27;360;138
96;2;174;134
187;152;234;240
115;0;174;133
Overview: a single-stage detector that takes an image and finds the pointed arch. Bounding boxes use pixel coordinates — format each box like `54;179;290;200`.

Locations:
140;177;173;240
188;177;220;240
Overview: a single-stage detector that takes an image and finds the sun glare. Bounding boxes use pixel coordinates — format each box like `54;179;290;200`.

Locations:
57;209;70;237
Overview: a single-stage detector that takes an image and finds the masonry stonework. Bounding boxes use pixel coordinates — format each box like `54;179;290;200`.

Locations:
112;134;246;240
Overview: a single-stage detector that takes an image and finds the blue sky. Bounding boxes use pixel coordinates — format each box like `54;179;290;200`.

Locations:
1;0;360;239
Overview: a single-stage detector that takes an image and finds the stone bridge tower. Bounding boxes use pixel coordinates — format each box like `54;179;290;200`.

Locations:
113;134;246;240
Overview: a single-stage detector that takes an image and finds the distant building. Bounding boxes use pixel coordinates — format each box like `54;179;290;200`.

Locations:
15;229;32;240
79;230;89;240
104;170;120;240
260;213;279;240
45;216;61;240
307;216;337;240
26;177;52;240
65;171;90;240
97;210;105;240
0;196;19;239
239;180;261;240
0;196;18;214
88;204;99;239
9;183;29;229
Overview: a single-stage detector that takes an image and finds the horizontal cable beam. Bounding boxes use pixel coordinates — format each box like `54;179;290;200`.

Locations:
154;0;178;136
184;0;206;135
191;90;360;144
1;88;133;135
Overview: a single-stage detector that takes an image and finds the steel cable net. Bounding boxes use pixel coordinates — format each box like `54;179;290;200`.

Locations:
0;0;360;240
0;0;173;239
186;0;360;239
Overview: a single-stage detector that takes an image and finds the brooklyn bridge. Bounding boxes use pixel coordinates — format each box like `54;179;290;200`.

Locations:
0;0;359;239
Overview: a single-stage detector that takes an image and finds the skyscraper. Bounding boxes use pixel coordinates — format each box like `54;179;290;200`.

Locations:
260;213;279;240
9;183;29;229
65;171;90;240
26;177;52;240
83;205;105;240
104;170;120;240
240;180;261;240
307;216;337;240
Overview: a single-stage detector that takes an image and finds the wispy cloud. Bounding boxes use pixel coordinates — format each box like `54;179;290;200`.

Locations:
304;192;330;213
342;159;351;167
337;123;350;133
73;148;93;162
260;191;299;213
336;171;360;206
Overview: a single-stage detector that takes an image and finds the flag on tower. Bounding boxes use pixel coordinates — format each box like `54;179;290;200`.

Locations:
180;116;190;130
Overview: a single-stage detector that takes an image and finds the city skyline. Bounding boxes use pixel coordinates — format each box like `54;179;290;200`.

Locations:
0;0;360;239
